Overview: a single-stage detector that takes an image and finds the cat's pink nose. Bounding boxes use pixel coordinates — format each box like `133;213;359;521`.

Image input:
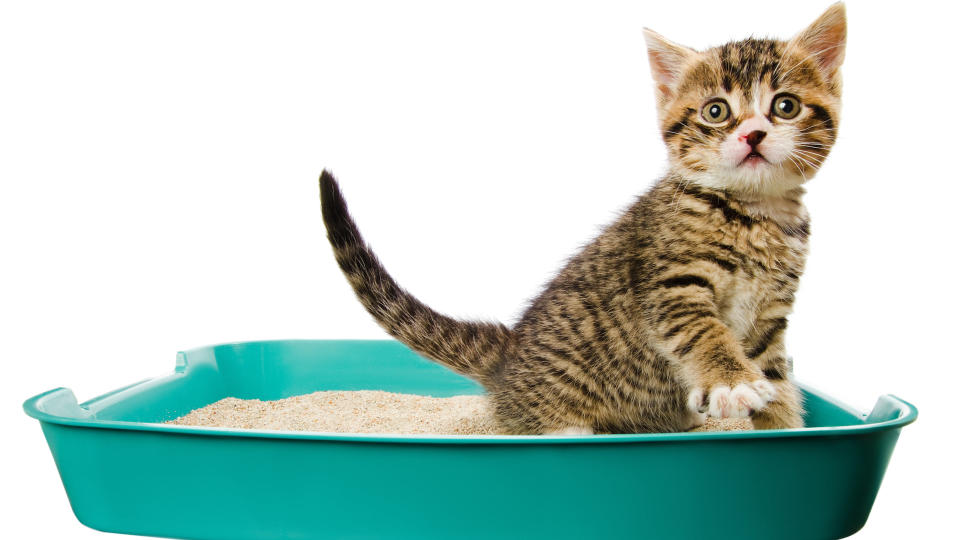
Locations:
742;130;767;148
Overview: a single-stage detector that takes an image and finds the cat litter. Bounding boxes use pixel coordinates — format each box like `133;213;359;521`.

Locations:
166;390;753;435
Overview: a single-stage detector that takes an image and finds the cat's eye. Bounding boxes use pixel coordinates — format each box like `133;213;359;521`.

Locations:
700;99;730;124
771;94;801;120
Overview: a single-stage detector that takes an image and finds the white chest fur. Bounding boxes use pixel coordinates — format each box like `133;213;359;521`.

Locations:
719;196;809;343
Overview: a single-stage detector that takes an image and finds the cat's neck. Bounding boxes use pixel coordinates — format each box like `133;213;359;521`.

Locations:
674;174;809;228
732;188;808;228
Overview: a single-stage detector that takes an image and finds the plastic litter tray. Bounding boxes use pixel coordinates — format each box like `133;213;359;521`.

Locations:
24;339;916;540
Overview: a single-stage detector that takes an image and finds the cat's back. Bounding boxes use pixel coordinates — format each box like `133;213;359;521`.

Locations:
514;187;653;332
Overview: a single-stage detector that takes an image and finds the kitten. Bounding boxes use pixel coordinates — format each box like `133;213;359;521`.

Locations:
319;3;845;434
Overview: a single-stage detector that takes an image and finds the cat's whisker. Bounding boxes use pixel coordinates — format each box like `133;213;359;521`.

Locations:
669;177;685;212
792;148;826;161
796;128;839;138
793;155;826;166
676;122;712;144
790;152;822;171
791;148;822;161
785;154;810;182
796;129;839;138
798;126;837;135
670;174;695;216
793;149;828;158
797;119;834;131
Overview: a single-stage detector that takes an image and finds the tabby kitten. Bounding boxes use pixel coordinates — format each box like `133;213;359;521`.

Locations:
320;3;845;434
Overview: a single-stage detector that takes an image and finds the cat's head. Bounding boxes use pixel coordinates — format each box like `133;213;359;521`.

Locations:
644;3;845;196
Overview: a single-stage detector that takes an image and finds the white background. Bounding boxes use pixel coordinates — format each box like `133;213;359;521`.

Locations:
2;1;956;538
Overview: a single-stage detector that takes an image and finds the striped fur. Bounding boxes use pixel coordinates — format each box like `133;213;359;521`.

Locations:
320;175;513;387
320;4;845;434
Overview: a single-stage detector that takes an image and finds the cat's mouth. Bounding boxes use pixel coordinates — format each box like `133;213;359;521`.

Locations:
739;151;769;167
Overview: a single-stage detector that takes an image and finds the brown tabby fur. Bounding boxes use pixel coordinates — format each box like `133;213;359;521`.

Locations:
319;4;846;434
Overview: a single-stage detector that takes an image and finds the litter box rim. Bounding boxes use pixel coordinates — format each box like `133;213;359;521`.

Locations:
23;339;917;445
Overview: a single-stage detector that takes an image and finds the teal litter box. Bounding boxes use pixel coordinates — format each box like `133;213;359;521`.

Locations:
24;339;916;540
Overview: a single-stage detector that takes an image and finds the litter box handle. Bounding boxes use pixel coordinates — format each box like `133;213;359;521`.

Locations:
23;388;90;422
866;394;918;426
23;376;158;423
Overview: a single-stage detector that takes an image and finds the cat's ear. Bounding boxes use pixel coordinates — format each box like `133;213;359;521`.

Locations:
788;2;846;84
643;28;698;100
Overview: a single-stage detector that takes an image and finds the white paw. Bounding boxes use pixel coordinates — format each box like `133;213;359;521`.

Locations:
751;379;776;403
544;426;595;436
686;387;706;413
688;411;707;429
706;381;777;419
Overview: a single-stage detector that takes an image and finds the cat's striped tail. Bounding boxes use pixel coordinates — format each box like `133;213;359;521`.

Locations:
319;170;513;385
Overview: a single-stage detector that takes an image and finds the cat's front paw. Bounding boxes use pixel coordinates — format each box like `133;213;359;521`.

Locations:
687;380;776;419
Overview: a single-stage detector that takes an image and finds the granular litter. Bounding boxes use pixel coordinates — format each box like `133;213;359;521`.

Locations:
168;390;754;435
